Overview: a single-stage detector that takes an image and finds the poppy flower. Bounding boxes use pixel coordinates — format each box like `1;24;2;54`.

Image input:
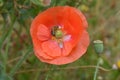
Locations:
30;6;90;65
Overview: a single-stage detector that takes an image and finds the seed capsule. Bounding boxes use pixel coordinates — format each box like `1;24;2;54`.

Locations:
93;40;104;54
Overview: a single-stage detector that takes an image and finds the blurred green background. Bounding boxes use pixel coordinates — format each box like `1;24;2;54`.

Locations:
0;0;120;80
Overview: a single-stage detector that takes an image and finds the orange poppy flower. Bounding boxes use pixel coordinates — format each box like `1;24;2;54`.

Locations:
30;6;90;65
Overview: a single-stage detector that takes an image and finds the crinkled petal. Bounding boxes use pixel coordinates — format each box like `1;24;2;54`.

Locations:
73;8;88;28
33;39;53;59
34;47;53;60
41;40;61;57
37;24;50;41
39;30;89;65
63;21;83;47
61;42;72;56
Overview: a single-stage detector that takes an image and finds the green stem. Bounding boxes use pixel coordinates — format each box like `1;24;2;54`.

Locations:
93;57;101;80
0;17;15;49
0;17;16;73
45;65;55;80
4;40;10;71
9;46;32;77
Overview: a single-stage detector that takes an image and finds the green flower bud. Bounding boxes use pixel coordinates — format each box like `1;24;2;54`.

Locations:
55;29;63;39
93;40;104;54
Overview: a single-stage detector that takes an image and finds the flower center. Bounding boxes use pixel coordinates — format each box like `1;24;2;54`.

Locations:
51;26;64;39
51;26;64;48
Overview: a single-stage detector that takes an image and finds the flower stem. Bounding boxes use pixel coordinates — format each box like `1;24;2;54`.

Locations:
93;57;101;80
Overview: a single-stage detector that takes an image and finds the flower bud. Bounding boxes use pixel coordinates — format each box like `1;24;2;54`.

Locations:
42;0;51;6
93;40;104;54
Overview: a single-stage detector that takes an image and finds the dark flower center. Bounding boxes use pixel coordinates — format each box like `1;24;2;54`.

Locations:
51;26;63;39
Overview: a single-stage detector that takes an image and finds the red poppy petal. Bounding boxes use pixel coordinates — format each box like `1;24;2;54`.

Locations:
61;42;72;56
37;24;50;41
73;8;88;28
67;31;90;61
63;21;82;47
31;6;66;28
34;47;53;60
38;30;89;65
32;37;53;59
61;6;87;47
64;6;88;29
41;40;61;57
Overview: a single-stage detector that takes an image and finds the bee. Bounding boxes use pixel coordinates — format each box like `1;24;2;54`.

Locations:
51;26;59;36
